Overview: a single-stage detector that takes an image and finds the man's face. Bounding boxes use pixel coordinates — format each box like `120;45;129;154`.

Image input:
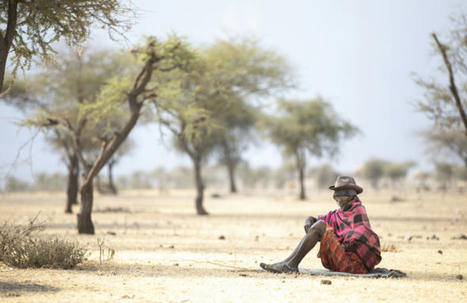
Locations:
334;195;352;208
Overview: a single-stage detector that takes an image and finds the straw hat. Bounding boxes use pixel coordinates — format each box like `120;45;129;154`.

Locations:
329;176;363;194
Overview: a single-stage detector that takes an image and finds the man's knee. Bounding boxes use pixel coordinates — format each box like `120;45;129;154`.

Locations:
307;220;326;238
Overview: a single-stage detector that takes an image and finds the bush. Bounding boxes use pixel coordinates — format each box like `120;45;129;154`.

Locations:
0;220;86;269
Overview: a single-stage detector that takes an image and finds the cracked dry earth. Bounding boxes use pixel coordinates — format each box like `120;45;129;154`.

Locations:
0;189;465;302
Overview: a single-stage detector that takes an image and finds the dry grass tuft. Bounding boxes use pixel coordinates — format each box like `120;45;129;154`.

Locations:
0;219;86;269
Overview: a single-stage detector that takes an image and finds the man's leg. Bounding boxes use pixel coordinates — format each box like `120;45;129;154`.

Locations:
260;220;327;273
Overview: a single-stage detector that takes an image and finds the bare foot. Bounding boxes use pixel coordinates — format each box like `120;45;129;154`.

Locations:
260;262;298;273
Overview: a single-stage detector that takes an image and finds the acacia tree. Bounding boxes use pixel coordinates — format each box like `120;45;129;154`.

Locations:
414;15;467;167
419;128;467;167
359;159;388;190
264;97;357;200
0;0;134;95
8;47;131;213
204;39;293;193
29;36;194;233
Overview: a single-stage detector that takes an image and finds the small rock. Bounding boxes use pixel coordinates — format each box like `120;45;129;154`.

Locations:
320;279;332;285
239;273;248;277
255;235;259;241
211;193;221;198
106;231;117;236
169;245;175;249
6;292;20;297
456;274;463;280
431;234;439;240
218;235;226;240
437;250;443;255
451;234;467;240
173;263;179;267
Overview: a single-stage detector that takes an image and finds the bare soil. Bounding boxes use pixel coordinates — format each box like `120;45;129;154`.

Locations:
0;189;465;302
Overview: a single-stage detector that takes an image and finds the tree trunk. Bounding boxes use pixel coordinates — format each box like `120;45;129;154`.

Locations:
77;182;95;234
65;153;79;213
0;46;8;94
227;161;237;193
295;151;306;200
0;0;18;94
298;165;306;200
108;160;118;195
193;156;208;215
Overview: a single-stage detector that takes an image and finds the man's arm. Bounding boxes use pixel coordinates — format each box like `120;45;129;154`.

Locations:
304;216;318;233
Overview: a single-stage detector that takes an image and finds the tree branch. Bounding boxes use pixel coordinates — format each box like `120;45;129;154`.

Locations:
432;33;467;136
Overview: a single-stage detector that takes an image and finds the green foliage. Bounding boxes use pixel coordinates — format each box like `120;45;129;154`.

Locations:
419;127;467;167
33;173;66;191
237;163;273;189
413;14;467;167
309;164;339;189
264;97;358;159
0;0;134;82
359;159;387;189
4;176;30;192
0;220;86;269
383;161;416;182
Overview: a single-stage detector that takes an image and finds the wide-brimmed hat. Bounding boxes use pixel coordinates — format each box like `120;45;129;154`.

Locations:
329;176;363;194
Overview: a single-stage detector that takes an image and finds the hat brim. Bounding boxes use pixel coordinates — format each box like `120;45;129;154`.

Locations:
329;185;363;194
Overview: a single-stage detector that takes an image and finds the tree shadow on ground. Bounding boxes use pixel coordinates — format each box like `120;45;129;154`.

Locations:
0;281;60;295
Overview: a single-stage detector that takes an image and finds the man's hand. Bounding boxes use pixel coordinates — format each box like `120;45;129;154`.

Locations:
304;216;317;233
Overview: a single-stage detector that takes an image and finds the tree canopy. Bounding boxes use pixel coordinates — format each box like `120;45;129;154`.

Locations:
264;97;358;199
0;0;135;95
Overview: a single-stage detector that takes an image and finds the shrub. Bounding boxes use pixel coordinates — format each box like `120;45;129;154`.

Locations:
0;220;86;269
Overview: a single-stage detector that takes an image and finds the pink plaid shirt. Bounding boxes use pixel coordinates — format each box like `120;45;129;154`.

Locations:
318;198;381;271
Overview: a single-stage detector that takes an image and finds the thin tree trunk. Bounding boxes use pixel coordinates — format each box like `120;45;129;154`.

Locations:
77;182;94;234
227;161;237;193
0;0;18;94
295;151;306;200
65;153;79;213
298;165;306;200
108;160;118;195
193;156;208;215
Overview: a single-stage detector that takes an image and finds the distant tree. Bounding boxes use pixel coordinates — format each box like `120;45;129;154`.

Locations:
27;36;195;234
309;164;339;190
434;162;454;191
383;161;416;188
237;163;273;190
419;128;467;167
264;98;358;200
6;47;131;214
0;0;134;95
414;15;467;167
4;176;29;192
157;38;292;213
33;173;66;192
359;159;388;190
205;39;293;193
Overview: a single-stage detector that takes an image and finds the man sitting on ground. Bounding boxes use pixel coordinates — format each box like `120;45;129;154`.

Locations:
260;176;381;274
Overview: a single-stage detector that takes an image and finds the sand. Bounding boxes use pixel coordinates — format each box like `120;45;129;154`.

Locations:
0;189;465;302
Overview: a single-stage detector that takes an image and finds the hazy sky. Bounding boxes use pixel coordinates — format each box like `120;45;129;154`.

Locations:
0;0;465;182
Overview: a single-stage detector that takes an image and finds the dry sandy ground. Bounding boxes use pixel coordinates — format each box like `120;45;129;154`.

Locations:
0;189;465;302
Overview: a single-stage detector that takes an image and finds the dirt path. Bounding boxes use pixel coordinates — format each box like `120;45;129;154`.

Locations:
0;190;465;302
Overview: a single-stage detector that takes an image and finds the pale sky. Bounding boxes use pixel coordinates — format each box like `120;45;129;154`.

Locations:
0;0;465;182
